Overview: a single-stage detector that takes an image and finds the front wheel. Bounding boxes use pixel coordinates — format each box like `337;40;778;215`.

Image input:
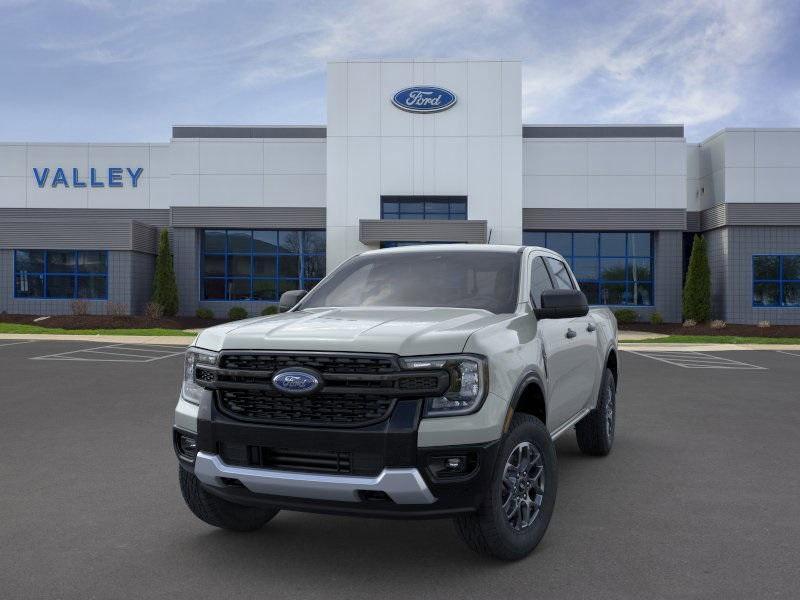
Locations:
454;413;557;560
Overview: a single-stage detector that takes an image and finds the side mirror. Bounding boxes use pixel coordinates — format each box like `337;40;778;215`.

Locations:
279;289;308;312
534;289;589;320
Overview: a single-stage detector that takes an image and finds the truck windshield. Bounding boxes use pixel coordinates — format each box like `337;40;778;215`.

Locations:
300;251;520;314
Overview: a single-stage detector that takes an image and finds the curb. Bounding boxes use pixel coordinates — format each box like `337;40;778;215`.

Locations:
620;343;800;352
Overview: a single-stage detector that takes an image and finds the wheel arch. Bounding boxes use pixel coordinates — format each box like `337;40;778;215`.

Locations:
503;371;547;433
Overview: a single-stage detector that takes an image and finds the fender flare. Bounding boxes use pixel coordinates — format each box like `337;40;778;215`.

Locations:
503;370;547;433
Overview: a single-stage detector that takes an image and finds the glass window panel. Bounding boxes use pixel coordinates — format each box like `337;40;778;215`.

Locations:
627;258;652;281
227;279;252;300
572;257;599;280
544;257;574;290
227;255;251;277
627;233;651;257
77;275;107;299
279;279;300;294
382;201;399;214
16;250;45;272
753;256;779;280
46;275;75;298
523;232;546;247
425;201;449;214
47;251;75;273
303;231;326;253
574;233;599;256
253;279;277;301
227;230;252;253
782;256;800;280
78;251;107;273
449;212;467;221
304;254;326;279
545;233;572;258
578;281;599;304
253;255;277;277
203;230;226;253
400;202;424;213
629;282;653;306
253;230;278;253
279;255;300;278
279;231;301;253
15;273;44;297
600;233;626;257
599;283;626;305
783;282;800;307
600;258;626;281
530;257;554;307
382;213;399;219
203;255;225;276
753;282;779;306
203;279;226;300
450;200;467;214
399;213;424;220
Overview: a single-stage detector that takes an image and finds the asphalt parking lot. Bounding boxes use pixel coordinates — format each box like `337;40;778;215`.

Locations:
2;340;799;599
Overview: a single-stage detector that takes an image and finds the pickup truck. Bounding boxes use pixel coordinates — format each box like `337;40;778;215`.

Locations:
174;244;619;560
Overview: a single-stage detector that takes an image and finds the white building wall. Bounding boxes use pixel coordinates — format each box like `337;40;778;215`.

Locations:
523;136;687;211
325;59;523;271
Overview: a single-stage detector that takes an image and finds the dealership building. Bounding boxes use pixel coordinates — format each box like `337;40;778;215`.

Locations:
1;59;799;323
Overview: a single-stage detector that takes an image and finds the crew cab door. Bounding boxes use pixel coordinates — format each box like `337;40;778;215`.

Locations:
530;255;600;430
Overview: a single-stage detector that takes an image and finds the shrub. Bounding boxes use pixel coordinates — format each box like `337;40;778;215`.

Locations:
613;309;638;324
195;308;214;320
682;319;697;328
710;319;726;329
228;306;248;321
757;320;771;328
261;305;279;316
649;312;664;325
70;299;90;316
106;302;127;317
683;234;711;322
152;229;179;317
144;301;164;320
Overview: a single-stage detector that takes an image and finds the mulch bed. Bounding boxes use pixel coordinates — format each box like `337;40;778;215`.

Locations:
618;322;800;338
0;313;223;330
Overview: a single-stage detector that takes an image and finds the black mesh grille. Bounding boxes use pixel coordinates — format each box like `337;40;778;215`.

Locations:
218;390;395;427
218;442;384;476
219;353;397;374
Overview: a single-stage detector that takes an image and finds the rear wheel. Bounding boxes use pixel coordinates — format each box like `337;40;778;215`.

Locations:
575;367;616;456
454;413;557;560
179;467;279;532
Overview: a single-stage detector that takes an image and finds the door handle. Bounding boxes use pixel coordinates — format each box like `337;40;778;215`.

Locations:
586;323;597;332
565;328;577;339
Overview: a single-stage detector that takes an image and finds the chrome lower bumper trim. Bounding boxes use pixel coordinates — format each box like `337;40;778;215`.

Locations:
193;452;436;505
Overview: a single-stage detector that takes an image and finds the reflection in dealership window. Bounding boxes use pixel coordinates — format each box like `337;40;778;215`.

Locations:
753;255;800;307
201;229;326;301
14;250;108;299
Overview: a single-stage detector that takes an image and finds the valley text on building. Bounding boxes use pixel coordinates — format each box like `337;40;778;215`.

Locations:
2;59;799;324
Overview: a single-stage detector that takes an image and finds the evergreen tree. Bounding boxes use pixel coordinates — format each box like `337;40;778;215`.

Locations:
152;229;179;317
683;234;711;322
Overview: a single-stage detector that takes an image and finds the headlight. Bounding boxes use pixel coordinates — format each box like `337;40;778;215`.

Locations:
400;355;488;417
181;348;218;405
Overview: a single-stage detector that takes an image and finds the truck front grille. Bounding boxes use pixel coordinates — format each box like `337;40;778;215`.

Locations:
218;389;396;427
200;352;449;428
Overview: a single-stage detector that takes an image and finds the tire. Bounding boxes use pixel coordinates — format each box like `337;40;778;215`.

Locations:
454;413;557;561
179;467;279;532
575;367;616;456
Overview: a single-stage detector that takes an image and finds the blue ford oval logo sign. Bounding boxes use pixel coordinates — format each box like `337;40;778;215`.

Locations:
392;86;457;113
272;369;321;395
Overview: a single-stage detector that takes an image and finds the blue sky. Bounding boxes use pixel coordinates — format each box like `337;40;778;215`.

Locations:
1;0;798;142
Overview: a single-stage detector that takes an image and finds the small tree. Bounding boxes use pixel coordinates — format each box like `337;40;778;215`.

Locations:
152;229;179;317
683;234;711;322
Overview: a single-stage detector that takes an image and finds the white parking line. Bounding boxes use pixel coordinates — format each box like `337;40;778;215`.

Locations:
0;340;36;348
776;350;800;358
31;343;185;363
628;350;766;370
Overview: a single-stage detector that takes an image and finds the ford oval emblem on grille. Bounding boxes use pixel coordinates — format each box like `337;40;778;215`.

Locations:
272;368;321;395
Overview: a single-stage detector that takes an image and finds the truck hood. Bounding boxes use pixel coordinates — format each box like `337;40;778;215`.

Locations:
193;307;508;355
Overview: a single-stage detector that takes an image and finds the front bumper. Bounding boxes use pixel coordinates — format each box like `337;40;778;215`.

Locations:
176;395;501;518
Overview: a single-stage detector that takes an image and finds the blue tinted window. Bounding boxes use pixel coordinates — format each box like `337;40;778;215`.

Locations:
14;250;108;299
201;229;325;302
753;255;800;307
523;231;653;306
381;196;467;220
